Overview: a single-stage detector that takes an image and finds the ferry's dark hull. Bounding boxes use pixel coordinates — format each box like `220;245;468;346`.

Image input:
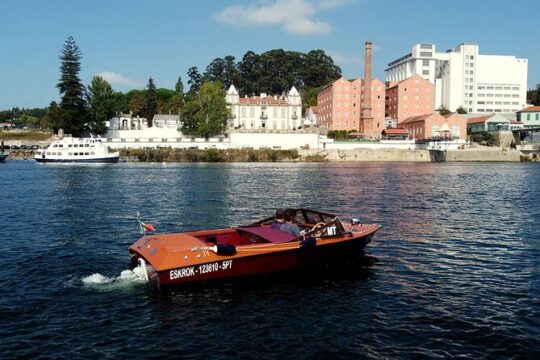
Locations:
34;156;119;163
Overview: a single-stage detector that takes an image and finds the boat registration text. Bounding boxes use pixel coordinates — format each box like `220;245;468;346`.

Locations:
170;260;233;280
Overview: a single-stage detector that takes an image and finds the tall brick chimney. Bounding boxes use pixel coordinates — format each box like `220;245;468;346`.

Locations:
362;41;373;135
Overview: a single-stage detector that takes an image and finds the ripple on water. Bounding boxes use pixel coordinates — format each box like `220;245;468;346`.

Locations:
0;162;539;358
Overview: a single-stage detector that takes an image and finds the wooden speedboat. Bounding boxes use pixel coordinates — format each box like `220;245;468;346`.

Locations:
129;209;381;288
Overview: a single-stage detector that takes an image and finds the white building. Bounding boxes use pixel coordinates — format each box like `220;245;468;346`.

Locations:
108;113;148;130
226;85;302;130
385;43;528;114
304;106;318;127
106;113;182;140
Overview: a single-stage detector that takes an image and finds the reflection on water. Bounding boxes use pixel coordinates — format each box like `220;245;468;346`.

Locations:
0;161;539;358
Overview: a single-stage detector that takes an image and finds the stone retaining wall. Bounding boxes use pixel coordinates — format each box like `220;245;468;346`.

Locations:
300;148;523;162
301;149;432;162
445;149;522;162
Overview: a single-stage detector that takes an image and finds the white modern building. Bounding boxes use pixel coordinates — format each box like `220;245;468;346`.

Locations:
226;85;303;130
385;43;528;114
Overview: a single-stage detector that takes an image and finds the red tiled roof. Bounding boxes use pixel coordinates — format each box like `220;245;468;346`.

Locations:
401;113;434;124
467;115;492;124
382;128;408;134
517;106;540;113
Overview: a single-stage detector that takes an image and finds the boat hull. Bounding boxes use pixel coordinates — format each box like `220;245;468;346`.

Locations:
149;232;376;288
34;156;119;163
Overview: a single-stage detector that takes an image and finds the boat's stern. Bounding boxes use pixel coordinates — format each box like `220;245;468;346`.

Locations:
129;233;210;286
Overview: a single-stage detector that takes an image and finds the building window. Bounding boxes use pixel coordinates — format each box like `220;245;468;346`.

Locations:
420;52;432;57
432;124;440;137
422;70;429;75
422;60;429;66
452;124;460;138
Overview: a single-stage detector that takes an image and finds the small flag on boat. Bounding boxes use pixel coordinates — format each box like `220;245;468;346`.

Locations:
142;223;155;232
136;212;155;234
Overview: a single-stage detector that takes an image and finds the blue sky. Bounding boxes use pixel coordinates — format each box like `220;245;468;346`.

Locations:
1;0;538;109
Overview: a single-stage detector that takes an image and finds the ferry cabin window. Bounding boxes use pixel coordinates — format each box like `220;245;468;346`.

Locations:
53;144;57;148
85;144;89;147
68;144;72;147
59;144;63;148
68;152;72;156
84;152;89;155
91;152;95;155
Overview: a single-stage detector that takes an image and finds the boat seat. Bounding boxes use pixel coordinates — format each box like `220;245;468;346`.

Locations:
239;227;296;244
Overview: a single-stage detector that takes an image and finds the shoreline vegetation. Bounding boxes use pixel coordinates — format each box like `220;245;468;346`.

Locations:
0;130;53;142
119;148;329;162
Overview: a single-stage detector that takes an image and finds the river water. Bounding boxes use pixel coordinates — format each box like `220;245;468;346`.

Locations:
1;161;539;359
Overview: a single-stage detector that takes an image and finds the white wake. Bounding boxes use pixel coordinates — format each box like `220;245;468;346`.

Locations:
82;265;148;290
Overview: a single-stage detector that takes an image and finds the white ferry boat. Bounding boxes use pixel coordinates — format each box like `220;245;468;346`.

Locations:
34;135;119;163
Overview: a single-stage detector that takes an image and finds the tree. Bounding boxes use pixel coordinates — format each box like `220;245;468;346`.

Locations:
42;101;65;131
223;55;240;89
167;94;183;115
175;76;184;95
187;66;203;94
111;91;129;114
456;106;468;114
145;78;157;127
204;57;226;84
303;86;321;109
182;81;229;138
238;51;261;95
129;92;145;116
527;84;540;106
437;105;452;116
302;50;341;88
57;36;87;136
86;76;114;134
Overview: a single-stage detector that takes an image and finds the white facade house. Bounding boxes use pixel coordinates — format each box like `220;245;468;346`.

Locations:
304;106;318;127
108;113;148;130
106;113;182;140
385;43;528;115
226;85;303;130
